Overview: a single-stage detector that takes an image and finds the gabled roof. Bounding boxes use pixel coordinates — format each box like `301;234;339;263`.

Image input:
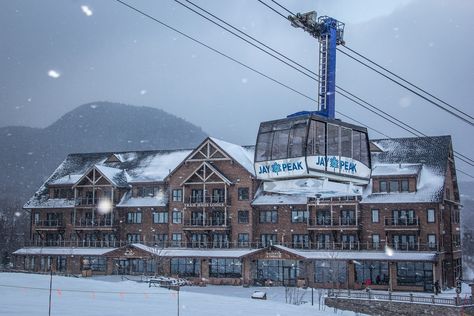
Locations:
210;137;255;175
180;161;232;186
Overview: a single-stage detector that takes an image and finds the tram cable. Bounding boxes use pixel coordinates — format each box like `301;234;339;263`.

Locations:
175;0;474;168
111;0;474;178
260;0;474;126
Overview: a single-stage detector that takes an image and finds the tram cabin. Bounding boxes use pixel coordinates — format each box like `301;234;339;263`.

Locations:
254;114;371;185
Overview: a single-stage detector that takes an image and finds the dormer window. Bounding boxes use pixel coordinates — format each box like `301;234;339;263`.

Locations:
377;178;411;193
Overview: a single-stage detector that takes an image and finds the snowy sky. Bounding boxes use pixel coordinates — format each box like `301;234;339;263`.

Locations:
1;0;474;179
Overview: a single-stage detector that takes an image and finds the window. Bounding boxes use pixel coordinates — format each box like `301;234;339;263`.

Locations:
379;180;387;193
316;210;331;225
259;210;278;223
82;256;106;271
340;209;355;225
397;262;432;286
372;234;380;249
209;258;242;278
392;234;417;250
452;234;461;247
238;188;249;200
238;210;249;224
307;120;326;156
153;234;168;247
152;211;168;224
391;209;416;225
170;258;200;277
428;234;437;250
238;233;249;247
401;179;409;192
355;261;389;285
53;188;73;199
260;234;277;247
127;211;142;224
56;256;67;272
292;234;309;248
33;212;40;224
191;189;203;203
389;180;399;192
212;189;224;203
127;233;141;243
315;260;347;284
316;234;331;249
427;209;435;223
172;189;182;202
371;209;379;223
137;186;156;197
171;233;182;247
291;210;308;223
172;210;182;224
341;234;357;249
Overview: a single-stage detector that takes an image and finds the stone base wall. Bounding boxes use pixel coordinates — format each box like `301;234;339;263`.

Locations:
325;297;474;316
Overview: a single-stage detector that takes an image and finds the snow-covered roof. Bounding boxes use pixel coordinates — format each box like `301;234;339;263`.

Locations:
49;174;83;185
24;198;77;209
252;193;307;205
210;137;255;175
94;165;129;187
117;191;167;207
132;244;261;258
13;247;116;256
371;163;422;177
274;245;437;262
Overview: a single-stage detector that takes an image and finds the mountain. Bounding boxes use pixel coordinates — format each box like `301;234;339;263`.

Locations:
0;102;207;201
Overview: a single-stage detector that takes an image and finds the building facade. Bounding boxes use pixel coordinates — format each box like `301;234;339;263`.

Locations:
14;136;462;292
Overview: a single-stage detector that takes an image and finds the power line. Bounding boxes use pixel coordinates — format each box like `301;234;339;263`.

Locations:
178;0;474;168
112;0;474;177
337;47;474;127
341;45;474;122
253;0;474;167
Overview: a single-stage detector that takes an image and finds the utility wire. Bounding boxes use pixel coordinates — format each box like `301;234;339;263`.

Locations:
254;0;474;167
337;47;474;127
112;0;474;178
179;0;474;168
341;45;474;122
270;0;294;16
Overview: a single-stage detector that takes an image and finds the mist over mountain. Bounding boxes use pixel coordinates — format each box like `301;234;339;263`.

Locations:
0;102;207;201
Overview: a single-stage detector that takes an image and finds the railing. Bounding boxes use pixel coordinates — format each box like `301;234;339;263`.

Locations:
74;218;115;227
185;195;230;205
18;240;441;251
183;219;231;227
309;217;358;227
384;217;420;227
33;220;64;227
76;197;98;206
328;289;473;306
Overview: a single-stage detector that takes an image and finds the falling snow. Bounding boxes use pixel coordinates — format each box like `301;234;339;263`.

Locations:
48;70;61;78
81;5;93;16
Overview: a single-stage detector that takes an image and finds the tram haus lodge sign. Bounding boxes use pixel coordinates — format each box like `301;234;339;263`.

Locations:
184;202;225;207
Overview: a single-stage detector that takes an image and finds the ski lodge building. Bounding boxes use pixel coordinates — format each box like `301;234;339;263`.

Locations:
14;135;461;292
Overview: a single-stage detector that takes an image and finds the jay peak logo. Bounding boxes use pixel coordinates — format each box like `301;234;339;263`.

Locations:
316;156;357;173
258;161;304;175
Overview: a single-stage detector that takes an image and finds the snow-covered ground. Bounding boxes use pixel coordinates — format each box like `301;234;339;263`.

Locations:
0;273;360;316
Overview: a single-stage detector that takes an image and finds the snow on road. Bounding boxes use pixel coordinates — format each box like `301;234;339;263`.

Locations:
0;273;358;316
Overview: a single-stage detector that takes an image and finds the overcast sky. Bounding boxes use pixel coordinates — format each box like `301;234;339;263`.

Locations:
1;0;474;179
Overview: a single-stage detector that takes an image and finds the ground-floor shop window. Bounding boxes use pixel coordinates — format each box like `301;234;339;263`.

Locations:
314;260;347;284
256;260;299;284
40;256;53;271
170;258;200;277
209;258;242;278
355;260;389;285
26;256;35;271
82;256;106;272
56;256;67;272
397;262;433;287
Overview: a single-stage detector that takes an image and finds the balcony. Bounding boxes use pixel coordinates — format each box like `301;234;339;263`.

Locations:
33;220;65;231
76;197;98;206
183;195;230;208
384;217;420;231
308;217;360;231
183;218;231;230
73;218;117;230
